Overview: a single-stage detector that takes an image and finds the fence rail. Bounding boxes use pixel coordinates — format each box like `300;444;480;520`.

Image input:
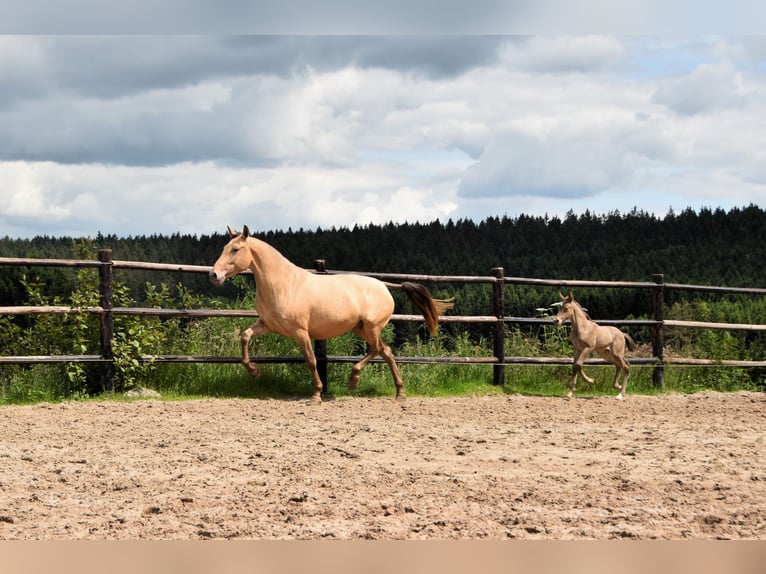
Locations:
2;252;766;393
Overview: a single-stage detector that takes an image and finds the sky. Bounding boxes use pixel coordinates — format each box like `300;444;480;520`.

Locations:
1;4;765;238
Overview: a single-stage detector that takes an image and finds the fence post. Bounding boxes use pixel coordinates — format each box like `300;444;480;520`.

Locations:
491;267;506;385
98;249;115;393
313;259;329;395
651;273;665;389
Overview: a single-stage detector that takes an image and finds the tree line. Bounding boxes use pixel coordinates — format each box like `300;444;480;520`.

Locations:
2;204;766;322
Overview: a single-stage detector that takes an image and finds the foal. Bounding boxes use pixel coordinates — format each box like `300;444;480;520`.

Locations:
553;291;637;400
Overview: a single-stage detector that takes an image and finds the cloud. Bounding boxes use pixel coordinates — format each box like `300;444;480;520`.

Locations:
652;62;748;115
458;130;632;199
0;157;461;238
0;37;507;167
0;36;503;103
0;1;543;35
498;35;625;73
1;35;766;239
6;0;761;35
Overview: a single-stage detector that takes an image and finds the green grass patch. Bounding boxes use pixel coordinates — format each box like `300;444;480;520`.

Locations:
2;318;763;405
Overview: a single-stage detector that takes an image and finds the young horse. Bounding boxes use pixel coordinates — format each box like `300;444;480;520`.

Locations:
209;226;453;403
553;291;637;400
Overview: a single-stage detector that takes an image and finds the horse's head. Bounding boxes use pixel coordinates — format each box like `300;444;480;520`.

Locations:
209;225;253;286
552;291;576;325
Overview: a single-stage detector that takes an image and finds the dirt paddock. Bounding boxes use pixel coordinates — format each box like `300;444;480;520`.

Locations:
1;391;764;540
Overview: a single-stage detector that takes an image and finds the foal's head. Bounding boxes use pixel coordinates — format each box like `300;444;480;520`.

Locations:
552;291;579;326
209;225;252;286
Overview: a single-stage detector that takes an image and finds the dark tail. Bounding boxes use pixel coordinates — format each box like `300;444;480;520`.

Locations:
624;333;637;352
397;282;454;335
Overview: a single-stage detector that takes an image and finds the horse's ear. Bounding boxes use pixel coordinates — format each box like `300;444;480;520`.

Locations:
227;226;238;237
559;292;566;301
242;225;250;238
568;291;574;301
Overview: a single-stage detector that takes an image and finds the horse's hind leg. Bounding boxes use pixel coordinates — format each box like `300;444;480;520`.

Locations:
349;352;374;391
351;324;405;400
614;358;630;400
380;344;405;401
349;324;373;390
597;348;628;400
604;336;629;400
349;349;404;397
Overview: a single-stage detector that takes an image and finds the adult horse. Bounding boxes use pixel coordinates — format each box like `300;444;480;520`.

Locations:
209;226;453;403
553;291;637;400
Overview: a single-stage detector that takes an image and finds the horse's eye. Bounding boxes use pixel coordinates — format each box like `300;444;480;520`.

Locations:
231;247;240;254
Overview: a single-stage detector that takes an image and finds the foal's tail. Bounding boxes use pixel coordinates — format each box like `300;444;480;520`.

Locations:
624;332;638;352
389;281;454;335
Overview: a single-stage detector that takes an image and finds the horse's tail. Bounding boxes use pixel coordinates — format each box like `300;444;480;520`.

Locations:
624;332;637;352
389;281;454;335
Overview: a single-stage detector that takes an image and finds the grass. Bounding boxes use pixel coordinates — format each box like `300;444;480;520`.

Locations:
1;362;761;406
1;323;763;405
2;358;759;407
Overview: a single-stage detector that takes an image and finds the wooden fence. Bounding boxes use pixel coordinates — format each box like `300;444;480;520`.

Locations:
2;250;766;394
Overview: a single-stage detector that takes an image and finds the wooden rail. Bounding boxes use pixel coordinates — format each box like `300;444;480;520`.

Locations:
2;252;766;394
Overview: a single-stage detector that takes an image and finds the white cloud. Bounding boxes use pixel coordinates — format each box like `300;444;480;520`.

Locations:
1;35;765;238
652;62;749;115
0;156;461;237
459;130;632;199
498;35;625;73
2;162;70;220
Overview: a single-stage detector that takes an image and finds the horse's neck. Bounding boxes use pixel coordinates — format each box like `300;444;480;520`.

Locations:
247;237;304;289
570;304;590;331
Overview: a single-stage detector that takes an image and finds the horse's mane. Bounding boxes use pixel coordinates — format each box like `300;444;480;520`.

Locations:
568;296;591;320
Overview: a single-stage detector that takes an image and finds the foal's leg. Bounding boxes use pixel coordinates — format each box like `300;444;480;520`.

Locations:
595;349;629;400
597;347;623;395
569;346;595;398
603;335;629;400
614;356;630;400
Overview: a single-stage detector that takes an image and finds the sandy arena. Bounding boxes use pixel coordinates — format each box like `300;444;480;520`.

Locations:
0;391;764;539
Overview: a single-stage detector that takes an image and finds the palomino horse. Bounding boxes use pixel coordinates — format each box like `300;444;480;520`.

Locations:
209;226;454;403
553;291;637;400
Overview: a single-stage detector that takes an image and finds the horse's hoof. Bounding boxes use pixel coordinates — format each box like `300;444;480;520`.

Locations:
395;394;407;403
244;363;260;377
615;394;625;401
308;395;323;405
348;377;359;391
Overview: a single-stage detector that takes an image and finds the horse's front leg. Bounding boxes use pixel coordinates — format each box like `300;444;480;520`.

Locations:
569;346;595;398
240;320;271;377
294;331;324;404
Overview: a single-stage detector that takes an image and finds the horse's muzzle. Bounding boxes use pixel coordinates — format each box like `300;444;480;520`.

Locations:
209;269;225;286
